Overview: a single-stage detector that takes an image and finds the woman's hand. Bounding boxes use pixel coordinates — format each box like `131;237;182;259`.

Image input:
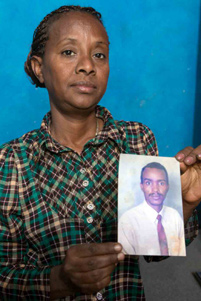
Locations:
50;242;125;299
175;145;201;222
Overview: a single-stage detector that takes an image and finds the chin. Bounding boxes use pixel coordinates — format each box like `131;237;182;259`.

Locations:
72;100;100;111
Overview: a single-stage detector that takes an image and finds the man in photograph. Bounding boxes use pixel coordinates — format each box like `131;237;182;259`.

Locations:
118;162;186;256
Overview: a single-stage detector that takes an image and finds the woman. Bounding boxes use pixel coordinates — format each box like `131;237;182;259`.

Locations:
0;5;200;300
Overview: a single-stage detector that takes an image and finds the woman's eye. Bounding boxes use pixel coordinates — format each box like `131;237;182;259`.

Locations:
62;50;75;56
94;53;106;59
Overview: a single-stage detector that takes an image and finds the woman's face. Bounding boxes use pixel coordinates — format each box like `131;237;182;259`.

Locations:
33;12;109;114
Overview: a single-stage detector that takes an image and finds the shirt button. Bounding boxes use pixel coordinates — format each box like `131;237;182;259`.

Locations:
87;217;93;224
96;292;103;300
82;180;89;187
80;168;86;174
87;201;95;211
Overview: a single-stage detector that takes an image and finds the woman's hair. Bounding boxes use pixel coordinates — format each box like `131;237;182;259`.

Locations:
24;5;104;88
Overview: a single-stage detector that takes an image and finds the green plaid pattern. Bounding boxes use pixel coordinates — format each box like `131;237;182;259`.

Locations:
0;106;198;300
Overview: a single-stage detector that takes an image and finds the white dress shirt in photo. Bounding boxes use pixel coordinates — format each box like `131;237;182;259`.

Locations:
118;201;186;256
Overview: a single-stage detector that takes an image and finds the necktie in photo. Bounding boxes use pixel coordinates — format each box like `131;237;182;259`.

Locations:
157;214;169;255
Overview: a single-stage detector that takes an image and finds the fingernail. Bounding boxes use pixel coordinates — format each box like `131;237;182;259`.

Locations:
197;154;201;159
176;154;185;160
114;244;122;252
117;253;125;260
185;156;194;164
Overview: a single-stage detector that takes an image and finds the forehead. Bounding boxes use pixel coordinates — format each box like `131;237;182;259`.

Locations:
47;11;109;44
142;168;167;181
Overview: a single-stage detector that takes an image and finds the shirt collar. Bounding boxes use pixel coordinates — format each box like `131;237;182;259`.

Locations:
159;206;166;218
142;200;161;223
38;112;68;153
94;106;123;148
37;105;123;153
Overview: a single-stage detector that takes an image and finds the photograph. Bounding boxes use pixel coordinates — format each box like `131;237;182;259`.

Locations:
118;154;186;256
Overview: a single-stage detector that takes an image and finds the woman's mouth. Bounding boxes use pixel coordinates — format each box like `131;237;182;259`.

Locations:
71;81;97;93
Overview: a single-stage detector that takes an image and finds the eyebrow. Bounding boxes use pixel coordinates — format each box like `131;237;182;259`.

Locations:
143;178;167;182
96;41;110;46
58;38;109;46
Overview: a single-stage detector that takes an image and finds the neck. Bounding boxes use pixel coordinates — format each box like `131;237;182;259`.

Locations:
146;202;163;213
49;107;103;154
155;206;163;213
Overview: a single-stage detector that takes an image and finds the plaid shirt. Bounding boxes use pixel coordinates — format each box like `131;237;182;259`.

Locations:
0;106;198;300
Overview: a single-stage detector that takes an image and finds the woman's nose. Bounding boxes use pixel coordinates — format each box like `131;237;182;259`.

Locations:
75;55;96;75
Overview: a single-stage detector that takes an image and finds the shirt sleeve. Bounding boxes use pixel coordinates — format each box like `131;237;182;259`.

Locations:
0;145;51;300
184;209;199;245
118;214;136;255
142;124;159;156
120;121;159;156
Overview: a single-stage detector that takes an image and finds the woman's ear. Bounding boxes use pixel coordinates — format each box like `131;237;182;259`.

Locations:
31;56;44;84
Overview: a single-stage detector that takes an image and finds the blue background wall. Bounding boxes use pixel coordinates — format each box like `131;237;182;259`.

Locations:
0;0;200;157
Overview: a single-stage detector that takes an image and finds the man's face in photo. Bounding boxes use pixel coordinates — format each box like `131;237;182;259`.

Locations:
140;167;169;211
